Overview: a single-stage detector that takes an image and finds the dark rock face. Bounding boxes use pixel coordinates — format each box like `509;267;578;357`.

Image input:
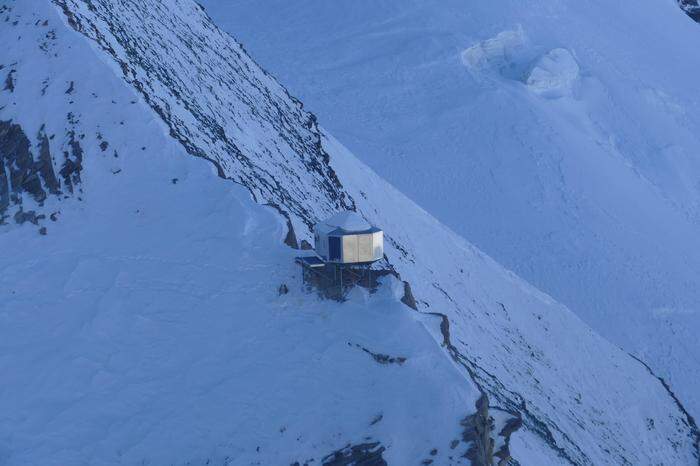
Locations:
349;342;407;365
13;209;45;225
38;128;61;195
266;202;298;248
462;395;494;466
290;442;387;466
321;442;387;466
3;69;15;92
59;130;83;194
0;121;47;210
400;280;418;310
0;121;54;216
0;120;78;222
462;394;522;466
679;0;700;21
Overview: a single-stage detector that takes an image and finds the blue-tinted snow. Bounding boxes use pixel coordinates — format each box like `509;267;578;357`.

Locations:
0;0;698;464
201;0;700;420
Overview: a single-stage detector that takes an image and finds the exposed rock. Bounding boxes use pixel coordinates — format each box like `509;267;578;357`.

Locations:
495;414;523;465
462;393;522;466
349;342;407;365
679;0;700;21
0;152;7;213
463;394;495;466
301;264;393;301
283;218;298;249
14;209;45;225
265;202;298;249
58;130;83;193
400;280;417;310
0;120;80;220
3;69;14;92
37;126;60;195
0;120;48;212
321;442;387;466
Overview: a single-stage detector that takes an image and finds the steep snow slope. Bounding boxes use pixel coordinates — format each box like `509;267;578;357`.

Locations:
0;112;480;466
201;0;700;417
0;0;698;465
0;5;483;464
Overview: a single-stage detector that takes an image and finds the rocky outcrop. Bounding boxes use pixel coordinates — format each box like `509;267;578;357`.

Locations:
400;280;418;310
290;442;387;466
0;120;63;220
679;0;700;22
321;442;387;466
59;130;83;194
0;119;81;223
462;394;522;466
463;395;495;466
348;342;407;365
0;121;47;211
37;127;61;196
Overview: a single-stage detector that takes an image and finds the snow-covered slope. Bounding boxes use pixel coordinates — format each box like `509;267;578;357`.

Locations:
200;0;700;421
0;5;483;465
0;0;698;465
2;107;485;466
0;95;479;466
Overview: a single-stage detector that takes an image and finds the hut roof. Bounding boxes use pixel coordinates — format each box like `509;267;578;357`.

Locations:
324;211;371;231
316;211;377;235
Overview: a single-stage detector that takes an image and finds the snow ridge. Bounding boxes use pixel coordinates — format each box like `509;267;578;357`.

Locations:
52;0;353;233
630;354;700;460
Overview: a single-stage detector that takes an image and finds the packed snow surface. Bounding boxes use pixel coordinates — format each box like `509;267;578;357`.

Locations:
0;6;479;464
0;140;479;466
321;211;372;232
201;0;700;419
0;0;698;465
